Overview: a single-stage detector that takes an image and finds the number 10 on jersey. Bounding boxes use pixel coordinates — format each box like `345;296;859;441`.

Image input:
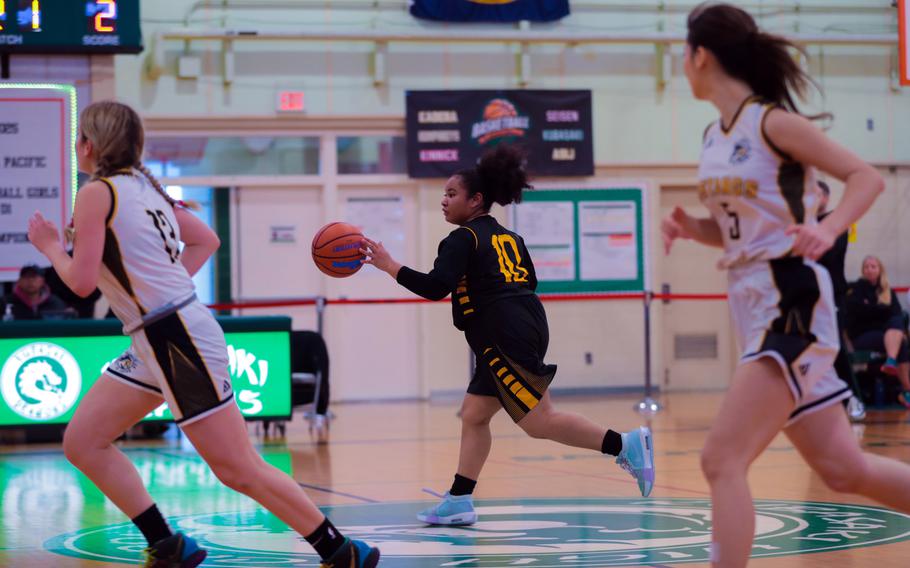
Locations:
491;234;529;283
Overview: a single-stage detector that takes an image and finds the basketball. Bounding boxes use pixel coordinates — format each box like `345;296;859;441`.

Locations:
311;222;365;277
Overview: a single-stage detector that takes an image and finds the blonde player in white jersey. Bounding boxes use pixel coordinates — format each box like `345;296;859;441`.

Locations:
26;101;379;568
661;4;910;567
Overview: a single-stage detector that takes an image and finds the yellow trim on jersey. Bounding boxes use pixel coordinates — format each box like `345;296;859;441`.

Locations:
504;379;539;409
755;103;807;226
459;296;471;305
488;356;500;366
496;367;508;377
512;384;539;409
463;227;479;249
757;103;789;162
502;374;516;386
100;177;119;228
463;308;475;315
720;95;762;137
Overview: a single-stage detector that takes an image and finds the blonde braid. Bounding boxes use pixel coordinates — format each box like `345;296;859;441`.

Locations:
77;101;201;213
136;162;200;211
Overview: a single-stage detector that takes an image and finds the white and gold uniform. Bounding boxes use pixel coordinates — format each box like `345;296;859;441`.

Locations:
698;97;850;424
97;170;233;425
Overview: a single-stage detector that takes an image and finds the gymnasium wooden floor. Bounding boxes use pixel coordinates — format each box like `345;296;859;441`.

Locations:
2;392;909;567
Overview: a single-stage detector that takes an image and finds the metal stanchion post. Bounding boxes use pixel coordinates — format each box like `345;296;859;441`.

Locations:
316;296;326;336
308;296;331;440
636;290;662;414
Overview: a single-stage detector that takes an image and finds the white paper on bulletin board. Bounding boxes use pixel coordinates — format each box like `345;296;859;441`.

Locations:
0;85;77;281
578;200;638;281
512;201;575;281
345;196;405;273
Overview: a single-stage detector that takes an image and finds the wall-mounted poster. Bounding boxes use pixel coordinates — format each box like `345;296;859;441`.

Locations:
0;84;77;282
512;187;648;293
406;90;593;178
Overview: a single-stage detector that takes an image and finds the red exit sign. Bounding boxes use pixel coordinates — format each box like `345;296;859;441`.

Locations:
277;91;305;113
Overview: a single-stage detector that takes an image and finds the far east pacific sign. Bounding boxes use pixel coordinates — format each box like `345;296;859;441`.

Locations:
406;90;593;178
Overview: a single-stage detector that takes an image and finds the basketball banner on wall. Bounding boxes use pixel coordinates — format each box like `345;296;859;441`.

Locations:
406;90;593;178
410;0;569;23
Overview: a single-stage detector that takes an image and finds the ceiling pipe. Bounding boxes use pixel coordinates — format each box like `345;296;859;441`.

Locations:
155;28;897;47
183;0;897;23
146;28;898;84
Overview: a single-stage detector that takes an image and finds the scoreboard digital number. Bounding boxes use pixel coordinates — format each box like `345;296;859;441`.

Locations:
0;0;141;54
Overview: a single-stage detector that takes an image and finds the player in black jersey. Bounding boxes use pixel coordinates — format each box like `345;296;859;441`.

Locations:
362;145;655;525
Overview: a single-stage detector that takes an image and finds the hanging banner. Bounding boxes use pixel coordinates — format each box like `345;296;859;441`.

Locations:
409;0;569;23
406;89;593;178
0;84;78;282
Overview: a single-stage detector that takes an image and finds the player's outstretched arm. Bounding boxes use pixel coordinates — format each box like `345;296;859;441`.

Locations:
362;232;473;301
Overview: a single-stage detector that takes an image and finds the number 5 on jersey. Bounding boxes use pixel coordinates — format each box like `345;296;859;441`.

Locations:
720;202;741;240
491;234;528;283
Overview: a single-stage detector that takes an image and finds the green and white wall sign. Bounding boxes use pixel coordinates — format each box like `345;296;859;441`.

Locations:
0;319;291;426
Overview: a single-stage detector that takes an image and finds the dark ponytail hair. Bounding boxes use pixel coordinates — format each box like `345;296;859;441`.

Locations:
687;2;821;116
456;145;532;211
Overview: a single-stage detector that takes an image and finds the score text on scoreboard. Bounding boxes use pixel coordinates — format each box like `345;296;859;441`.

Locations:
0;1;141;54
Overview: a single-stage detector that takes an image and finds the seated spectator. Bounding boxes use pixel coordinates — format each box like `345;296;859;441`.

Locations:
845;255;910;407
1;265;73;320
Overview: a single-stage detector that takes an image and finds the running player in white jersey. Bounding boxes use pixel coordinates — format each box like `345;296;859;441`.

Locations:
661;4;910;567
26;101;379;568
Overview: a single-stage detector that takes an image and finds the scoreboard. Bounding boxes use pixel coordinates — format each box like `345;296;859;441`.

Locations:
0;0;142;54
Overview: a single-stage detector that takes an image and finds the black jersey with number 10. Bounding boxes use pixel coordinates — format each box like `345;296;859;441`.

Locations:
396;215;538;330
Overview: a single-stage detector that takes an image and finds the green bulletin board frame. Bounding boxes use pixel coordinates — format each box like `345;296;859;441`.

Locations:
514;188;647;294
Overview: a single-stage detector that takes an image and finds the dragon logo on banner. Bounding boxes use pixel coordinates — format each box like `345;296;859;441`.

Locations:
410;0;570;23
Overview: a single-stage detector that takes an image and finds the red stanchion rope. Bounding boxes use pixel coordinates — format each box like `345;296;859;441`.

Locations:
208;287;910;311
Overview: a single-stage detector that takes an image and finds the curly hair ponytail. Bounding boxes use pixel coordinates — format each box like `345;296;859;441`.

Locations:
456;145;532;210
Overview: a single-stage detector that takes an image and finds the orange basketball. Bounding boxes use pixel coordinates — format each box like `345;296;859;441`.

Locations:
312;222;365;278
483;98;518;120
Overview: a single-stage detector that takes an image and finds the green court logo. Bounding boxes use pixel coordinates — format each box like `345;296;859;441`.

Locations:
46;498;910;567
1;342;81;421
